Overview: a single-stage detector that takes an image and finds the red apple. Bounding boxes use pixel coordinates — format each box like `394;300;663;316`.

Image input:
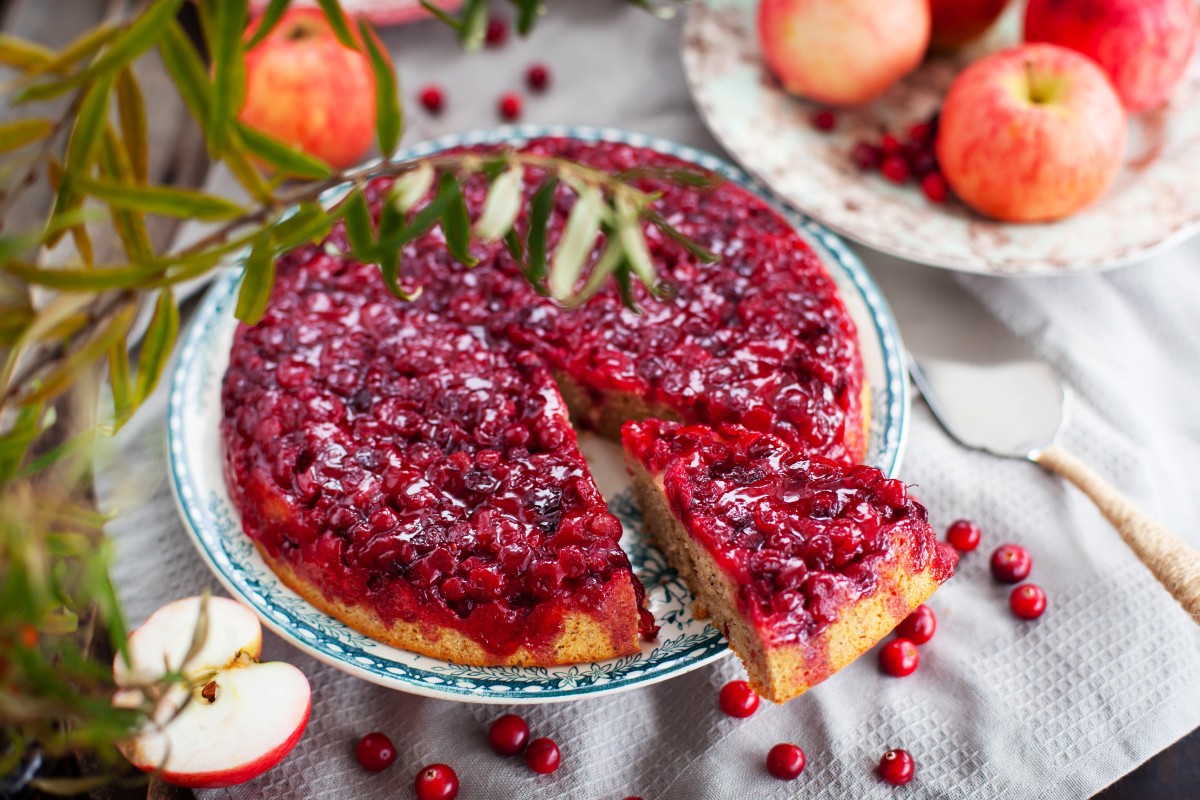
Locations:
112;597;311;789
239;8;379;169
936;43;1127;222
1025;0;1199;113
930;0;1011;50
758;0;930;106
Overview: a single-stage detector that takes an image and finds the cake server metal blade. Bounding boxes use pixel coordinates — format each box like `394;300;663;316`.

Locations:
897;278;1200;624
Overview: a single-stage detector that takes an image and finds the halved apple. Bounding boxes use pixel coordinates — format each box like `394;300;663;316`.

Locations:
112;596;311;789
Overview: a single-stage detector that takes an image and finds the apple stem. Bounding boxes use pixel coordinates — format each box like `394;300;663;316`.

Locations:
201;680;218;703
1025;60;1044;104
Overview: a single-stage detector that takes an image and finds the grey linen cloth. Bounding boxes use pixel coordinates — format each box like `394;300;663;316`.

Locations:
97;4;1200;798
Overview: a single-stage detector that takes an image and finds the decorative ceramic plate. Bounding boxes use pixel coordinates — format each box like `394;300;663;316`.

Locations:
249;0;460;27
167;125;910;703
682;0;1200;275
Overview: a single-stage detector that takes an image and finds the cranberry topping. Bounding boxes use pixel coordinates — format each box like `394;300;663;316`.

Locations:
1010;583;1047;620
525;738;560;774
878;749;915;786
623;420;956;645
894;604;936;645
355;732;396;771
766;743;806;780
718;679;760;718
990;544;1032;584
878;638;919;677
414;764;459;800
488;714;529;757
222;138;866;659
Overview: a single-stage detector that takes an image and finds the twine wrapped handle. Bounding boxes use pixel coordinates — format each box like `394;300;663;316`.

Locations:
1034;444;1200;625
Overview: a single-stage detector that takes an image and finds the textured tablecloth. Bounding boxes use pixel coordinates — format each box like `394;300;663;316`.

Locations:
96;4;1200;798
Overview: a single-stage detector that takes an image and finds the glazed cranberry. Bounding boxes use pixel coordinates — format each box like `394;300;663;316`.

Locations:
880;133;902;154
1010;583;1047;620
990;544;1032;584
719;680;760;718
945;519;982;552
895;605;936;645
879;749;915;786
498;92;522;121
921;172;949;203
880;155;910;184
414;764;458;800
907;121;933;144
877;478;907;508
485;17;508;46
488;713;529;756
527;63;550;92
526;737;561;774
811;110;836;131
766;743;806;780
419;85;444;114
851;142;882;171
878;638;919;677
355;732;396;771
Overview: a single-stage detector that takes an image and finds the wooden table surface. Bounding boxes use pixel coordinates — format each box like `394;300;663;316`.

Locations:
0;1;1194;797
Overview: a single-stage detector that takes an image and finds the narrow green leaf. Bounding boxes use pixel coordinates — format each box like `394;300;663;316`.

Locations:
646;210;718;263
511;0;544;35
549;185;603;300
63;71;114;179
475;166;524;242
460;0;489;50
613;262;641;313
0;404;44;484
0;34;54;71
376;202;406;298
100;127;153;262
70;220;94;266
23;304;137;405
115;68;148;183
379;174;456;249
208;0;249;158
235;232;276;325
391;162;435;212
74;174;243;220
418;1;463;31
272;202;331;248
615;196;655;287
30;23;120;79
572;230;626;304
502;228;526;271
108;338;133;427
236;123;332;179
440;175;478;267
0;118;53;152
158;21;212;127
358;19;401;157
315;0;361;49
525;176;557;284
342;191;377;260
134;289;179;404
245;0;293;49
223;128;275;204
3;261;152;290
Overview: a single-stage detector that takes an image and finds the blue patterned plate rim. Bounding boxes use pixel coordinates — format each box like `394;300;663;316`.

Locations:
167;124;909;703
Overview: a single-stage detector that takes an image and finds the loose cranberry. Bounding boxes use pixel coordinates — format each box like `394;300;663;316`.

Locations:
719;680;760;718
811;110;836;131
498;92;522;121
879;749;915;786
908;149;939;178
526;737;560;774
945;519;981;552
414;763;459;800
485;17;508;47
419;85;444;114
488;713;530;757
990;544;1032;584
880;133;902;154
880;155;910;184
920;172;949;203
907;121;933;144
851;142;882;171
766;743;806;780
527;63;551;92
895;605;936;645
878;638;919;677
355;732;396;772
1010;583;1047;620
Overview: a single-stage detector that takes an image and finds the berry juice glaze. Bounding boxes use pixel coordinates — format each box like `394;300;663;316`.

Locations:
222;138;866;660
624;420;957;647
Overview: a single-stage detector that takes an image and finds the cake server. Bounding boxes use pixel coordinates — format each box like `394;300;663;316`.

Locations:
903;300;1200;625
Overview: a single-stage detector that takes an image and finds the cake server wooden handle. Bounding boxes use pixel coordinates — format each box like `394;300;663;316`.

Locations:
1033;444;1200;625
